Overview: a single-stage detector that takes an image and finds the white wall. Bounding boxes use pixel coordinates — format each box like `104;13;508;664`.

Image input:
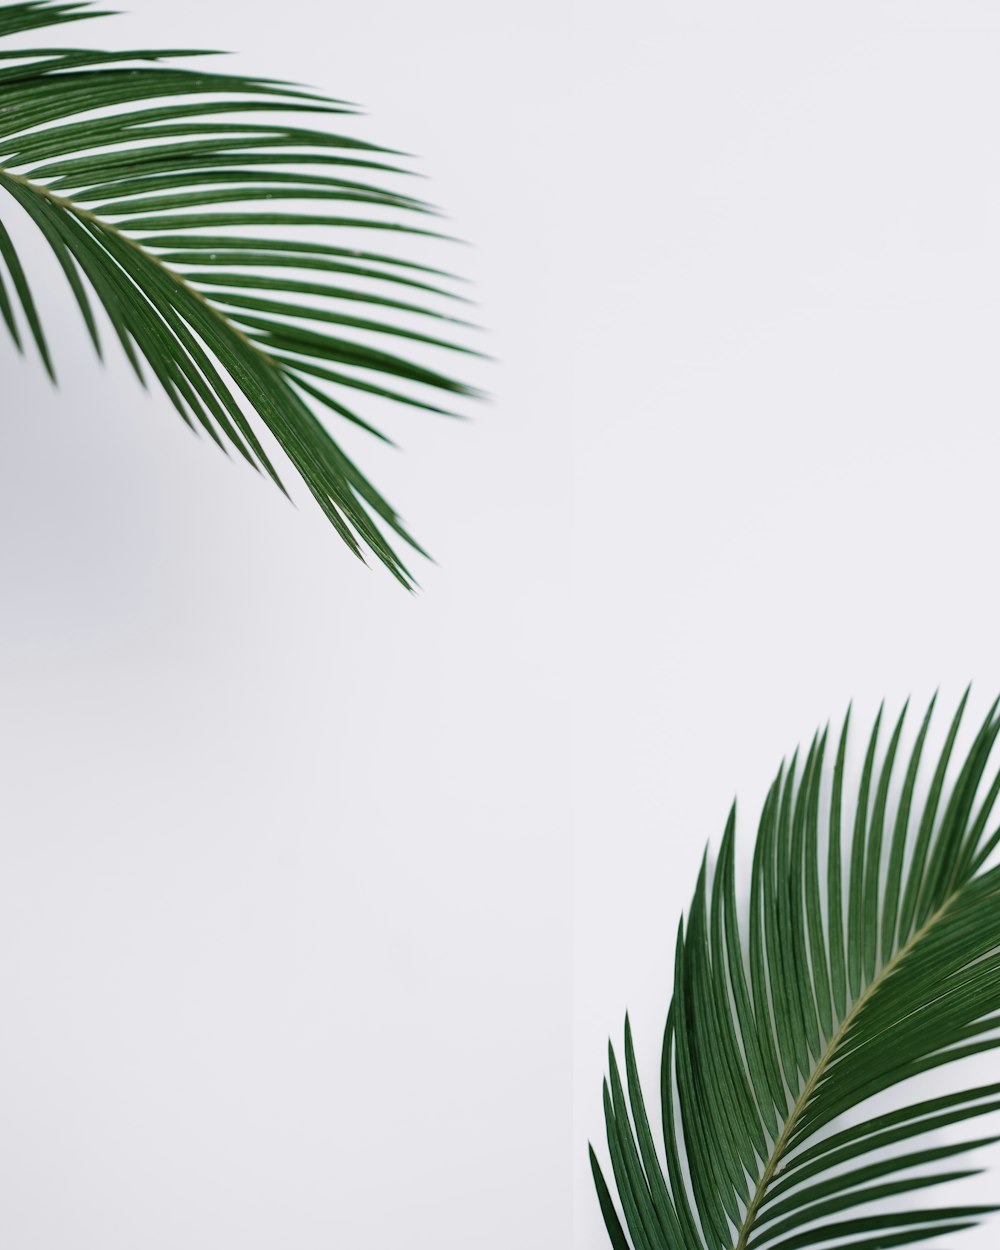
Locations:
5;2;1000;1248
573;2;1000;1248
0;2;571;1246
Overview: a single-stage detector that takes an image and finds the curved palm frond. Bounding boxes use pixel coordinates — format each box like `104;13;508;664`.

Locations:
593;692;1000;1250
0;0;481;586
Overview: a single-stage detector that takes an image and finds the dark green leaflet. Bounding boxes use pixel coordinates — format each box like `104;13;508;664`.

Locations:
0;0;479;586
593;693;1000;1250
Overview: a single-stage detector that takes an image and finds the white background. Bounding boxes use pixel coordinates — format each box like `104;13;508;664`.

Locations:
0;1;571;1246
4;2;1000;1248
573;2;1000;1249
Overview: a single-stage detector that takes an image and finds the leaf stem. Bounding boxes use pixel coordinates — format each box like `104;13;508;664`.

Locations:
732;896;955;1250
0;165;279;363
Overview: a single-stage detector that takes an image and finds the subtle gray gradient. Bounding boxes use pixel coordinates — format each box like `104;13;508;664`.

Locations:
0;1;571;1246
5;2;1000;1247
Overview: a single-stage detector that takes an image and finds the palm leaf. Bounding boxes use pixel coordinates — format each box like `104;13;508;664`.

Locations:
0;0;481;586
593;692;1000;1250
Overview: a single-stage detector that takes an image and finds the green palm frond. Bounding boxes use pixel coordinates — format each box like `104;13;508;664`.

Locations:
593;692;1000;1250
0;0;481;586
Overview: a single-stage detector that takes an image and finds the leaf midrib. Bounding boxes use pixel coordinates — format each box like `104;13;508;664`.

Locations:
732;894;956;1250
0;164;281;367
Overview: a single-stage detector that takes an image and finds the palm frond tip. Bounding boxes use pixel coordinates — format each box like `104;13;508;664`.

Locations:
594;691;1000;1250
0;0;480;586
